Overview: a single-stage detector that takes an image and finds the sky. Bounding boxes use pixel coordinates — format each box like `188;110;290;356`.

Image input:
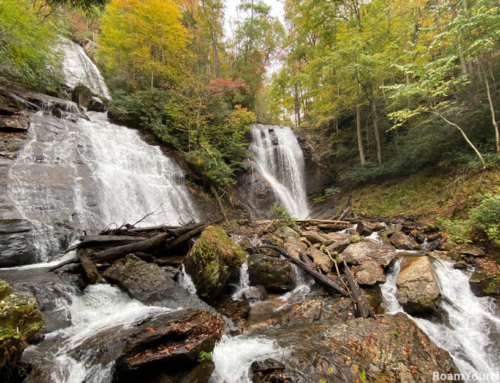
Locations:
224;0;285;37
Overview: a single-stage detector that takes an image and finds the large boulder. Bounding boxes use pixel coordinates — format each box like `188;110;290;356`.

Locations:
0;280;45;368
340;242;396;266
25;308;223;383
248;254;295;292
322;313;459;382
390;231;420;250
103;254;209;310
396;257;440;314
183;226;246;302
352;261;386;286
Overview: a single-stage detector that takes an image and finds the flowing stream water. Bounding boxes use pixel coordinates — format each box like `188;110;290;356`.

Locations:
381;259;500;382
249;124;309;218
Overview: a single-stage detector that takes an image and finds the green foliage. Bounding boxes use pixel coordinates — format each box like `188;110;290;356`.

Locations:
313;187;340;204
49;0;107;11
469;194;500;245
0;0;63;91
197;351;213;363
438;193;500;245
270;202;297;229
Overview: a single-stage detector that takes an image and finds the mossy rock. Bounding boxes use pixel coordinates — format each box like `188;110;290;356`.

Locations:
0;280;45;368
184;226;246;302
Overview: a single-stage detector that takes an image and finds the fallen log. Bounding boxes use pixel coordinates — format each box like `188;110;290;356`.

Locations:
342;261;374;318
317;223;354;231
91;232;170;262
253;219;351;226
168;222;205;237
79;235;148;247
260;246;348;297
165;219;223;252
100;224;181;235
48;258;79;272
78;248;102;284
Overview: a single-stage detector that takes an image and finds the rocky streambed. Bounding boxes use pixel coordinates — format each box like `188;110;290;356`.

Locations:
2;217;498;383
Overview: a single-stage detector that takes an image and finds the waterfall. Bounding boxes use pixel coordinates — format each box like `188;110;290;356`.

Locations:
178;264;197;295
380;259;500;382
61;39;111;99
7;41;199;263
231;262;251;301
8;111;199;261
249;124;309;218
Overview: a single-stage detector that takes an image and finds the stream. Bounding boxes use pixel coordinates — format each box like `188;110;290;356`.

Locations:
1;39;500;383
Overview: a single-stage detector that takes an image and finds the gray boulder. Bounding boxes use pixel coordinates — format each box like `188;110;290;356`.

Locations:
396;257;440;314
103;254;209;310
340;242;396;267
390;231;420;251
248;254;295;292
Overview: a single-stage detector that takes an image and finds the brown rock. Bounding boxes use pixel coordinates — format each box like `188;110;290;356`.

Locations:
456;244;486;257
340;242;396;266
274;226;300;240
327;239;350;254
284;237;307;259
390;231;420;250
307;248;333;273
301;230;327;244
352;261;386;286
396;257;440;314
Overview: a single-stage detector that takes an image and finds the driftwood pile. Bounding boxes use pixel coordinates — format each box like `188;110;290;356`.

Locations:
52;217;374;318
52;219;222;282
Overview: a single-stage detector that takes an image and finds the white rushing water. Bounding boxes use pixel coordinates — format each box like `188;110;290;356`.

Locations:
25;283;170;383
61;39;111;99
178;264;198;295
8;111;199;261
210;335;284;383
249;124;309;219
276;265;315;311
232;262;251;301
380;259;500;382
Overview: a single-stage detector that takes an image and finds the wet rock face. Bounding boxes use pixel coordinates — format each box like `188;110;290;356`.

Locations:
103;254;210;311
183;226;246;303
0;279;45;368
293;130;334;197
0;219;37;267
322;313;459;383
390;231;421;250
248;254;295;292
26;308;223;383
397;257;440;314
340;242;397;266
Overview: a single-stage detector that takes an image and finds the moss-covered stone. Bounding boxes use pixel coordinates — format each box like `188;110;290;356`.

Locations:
0;280;45;368
184;226;246;302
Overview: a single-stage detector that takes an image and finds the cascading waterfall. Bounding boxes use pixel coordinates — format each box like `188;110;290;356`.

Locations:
61;39;111;100
8;111;199;261
381;259;500;382
232;262;251;301
249;124;309;218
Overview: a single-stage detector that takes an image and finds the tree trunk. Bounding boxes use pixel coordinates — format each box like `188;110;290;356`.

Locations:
294;83;301;127
432;111;486;168
92;233;170;262
343;261;374;318
356;82;366;166
371;84;382;165
78;249;102;284
482;64;500;153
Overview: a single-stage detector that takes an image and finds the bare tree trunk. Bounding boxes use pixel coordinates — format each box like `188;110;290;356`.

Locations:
482;64;500;153
432;111;486;168
371;84;382;165
356;82;366;166
294;83;301;127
